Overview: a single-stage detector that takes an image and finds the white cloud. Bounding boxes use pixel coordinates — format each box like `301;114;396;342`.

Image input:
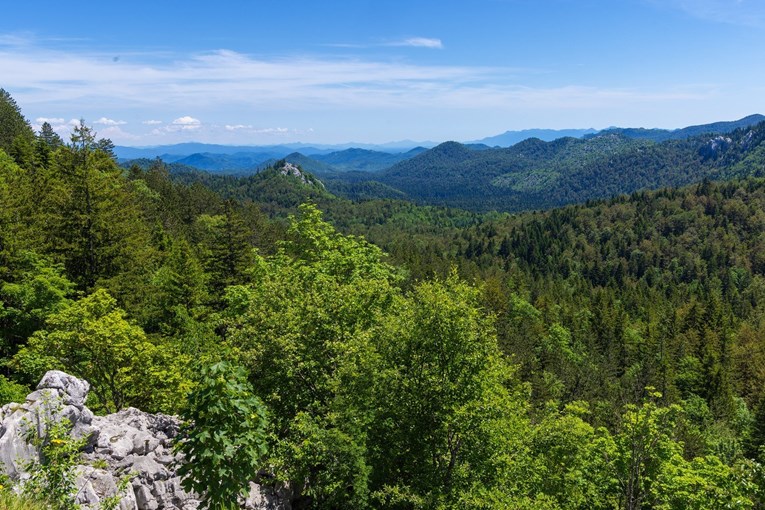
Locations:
151;116;203;133
94;117;126;126
172;116;201;125
225;124;253;131
30;117;84;138
98;125;140;140
0;33;32;47
35;117;65;124
142;120;162;125
388;37;444;49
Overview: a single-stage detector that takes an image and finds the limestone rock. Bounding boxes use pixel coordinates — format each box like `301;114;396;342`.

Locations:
0;371;290;510
37;370;90;407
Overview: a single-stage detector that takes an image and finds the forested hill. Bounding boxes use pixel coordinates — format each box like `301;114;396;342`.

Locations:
363;120;765;212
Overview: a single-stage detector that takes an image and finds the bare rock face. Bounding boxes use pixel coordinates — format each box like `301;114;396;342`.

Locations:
277;161;324;188
0;371;290;510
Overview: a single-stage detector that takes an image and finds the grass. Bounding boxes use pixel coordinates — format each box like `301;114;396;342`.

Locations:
0;492;50;510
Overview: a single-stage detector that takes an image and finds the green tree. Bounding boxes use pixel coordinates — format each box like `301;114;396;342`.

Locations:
39;121;152;293
528;402;610;509
601;390;683;510
0;89;34;155
0;251;75;358
222;204;401;508
370;272;532;507
12;289;190;413
197;200;254;298
175;361;269;510
34;122;63;169
141;238;208;335
653;454;754;510
0;150;27;270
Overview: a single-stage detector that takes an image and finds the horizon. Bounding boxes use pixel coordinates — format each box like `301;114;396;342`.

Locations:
112;113;764;150
3;0;765;146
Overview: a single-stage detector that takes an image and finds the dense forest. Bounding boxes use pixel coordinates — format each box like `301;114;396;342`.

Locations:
3;88;765;509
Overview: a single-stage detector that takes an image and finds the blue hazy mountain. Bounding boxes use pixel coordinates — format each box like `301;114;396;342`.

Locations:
593;114;765;142
470;128;599;147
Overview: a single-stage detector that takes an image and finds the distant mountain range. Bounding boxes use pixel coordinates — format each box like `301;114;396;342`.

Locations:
114;141;436;163
469;128;599;147
139;114;765;215
120;115;765;211
592;114;765;143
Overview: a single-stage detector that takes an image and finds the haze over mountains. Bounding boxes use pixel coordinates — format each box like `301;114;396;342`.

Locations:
119;114;765;214
116;115;765;176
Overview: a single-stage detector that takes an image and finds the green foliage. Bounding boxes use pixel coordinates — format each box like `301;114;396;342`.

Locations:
0;251;75;356
223;204;400;507
654;454;754;509
141;238;208;334
3;89;765;508
0;89;34;155
604;391;684;510
370;272;532;506
38;121;153;293
175;361;269;510
527;402;607;508
0;492;51;510
195;201;254;298
13;289;191;413
0;374;29;405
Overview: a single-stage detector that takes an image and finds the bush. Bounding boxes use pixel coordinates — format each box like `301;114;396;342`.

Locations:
175;361;269;509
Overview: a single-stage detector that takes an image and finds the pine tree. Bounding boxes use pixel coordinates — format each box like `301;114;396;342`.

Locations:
0;89;34;154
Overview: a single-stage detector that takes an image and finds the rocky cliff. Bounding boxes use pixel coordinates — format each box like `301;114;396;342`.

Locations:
0;371;290;510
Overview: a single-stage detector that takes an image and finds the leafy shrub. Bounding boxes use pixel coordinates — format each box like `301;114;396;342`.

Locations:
175;361;269;509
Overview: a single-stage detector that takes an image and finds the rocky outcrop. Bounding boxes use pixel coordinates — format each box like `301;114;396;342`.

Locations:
0;371;290;510
277;161;324;188
699;135;733;160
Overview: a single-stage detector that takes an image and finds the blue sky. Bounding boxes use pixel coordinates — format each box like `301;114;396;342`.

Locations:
2;0;765;146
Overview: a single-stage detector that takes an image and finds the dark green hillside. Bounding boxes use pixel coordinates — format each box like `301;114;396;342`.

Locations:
256;152;338;176
122;157;206;176
313;147;426;172
171;159;332;217
369;122;765;212
174;151;278;174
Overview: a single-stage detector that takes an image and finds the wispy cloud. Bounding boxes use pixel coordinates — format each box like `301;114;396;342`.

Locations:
2;35;729;143
0;44;545;113
651;0;765;28
325;37;444;50
253;127;290;134
387;37;444;49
